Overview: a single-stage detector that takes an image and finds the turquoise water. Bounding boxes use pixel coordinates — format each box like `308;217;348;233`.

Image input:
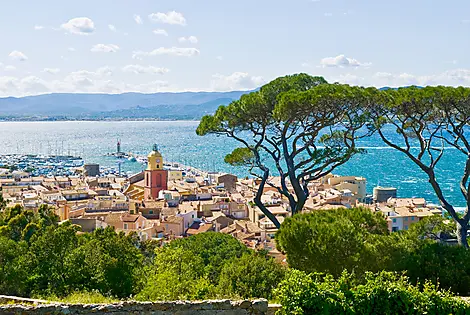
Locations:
0;121;465;207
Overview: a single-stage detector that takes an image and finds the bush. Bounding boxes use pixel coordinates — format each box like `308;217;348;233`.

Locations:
275;270;469;315
217;253;286;300
166;232;250;282
137;246;214;301
137;233;284;301
275;207;389;277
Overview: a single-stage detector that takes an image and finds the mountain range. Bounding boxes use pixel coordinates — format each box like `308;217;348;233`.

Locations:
0;91;251;120
0;86;421;121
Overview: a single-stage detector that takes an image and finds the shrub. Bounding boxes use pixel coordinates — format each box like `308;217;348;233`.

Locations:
274;270;470;315
217;253;286;300
275;207;389;277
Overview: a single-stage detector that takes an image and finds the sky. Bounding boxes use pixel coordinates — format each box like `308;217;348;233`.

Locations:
1;0;470;97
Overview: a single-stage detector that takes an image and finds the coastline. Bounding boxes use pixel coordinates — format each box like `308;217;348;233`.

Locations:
0;118;202;123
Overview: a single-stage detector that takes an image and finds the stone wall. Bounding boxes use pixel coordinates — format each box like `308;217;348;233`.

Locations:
0;299;278;315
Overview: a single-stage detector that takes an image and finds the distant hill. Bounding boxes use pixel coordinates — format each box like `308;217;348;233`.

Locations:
0;86;424;121
76;98;236;120
0;91;251;118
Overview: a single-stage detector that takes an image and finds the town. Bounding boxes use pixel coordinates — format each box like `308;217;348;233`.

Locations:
0;143;444;257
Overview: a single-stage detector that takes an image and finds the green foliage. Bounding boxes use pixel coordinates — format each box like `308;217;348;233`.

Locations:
0;188;6;211
275;270;470;315
224;147;255;166
0;236;29;296
137;246;213;301
275;207;389;276
396;241;470;297
28;221;81;296
166;232;250;283
64;227;144;298
138;232;283;301
1;206;284;301
405;215;456;241
217;253;286;299
0;205;143;299
0;204;58;242
275;208;470;297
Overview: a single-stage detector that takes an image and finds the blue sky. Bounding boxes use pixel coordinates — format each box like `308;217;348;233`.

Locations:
0;0;469;96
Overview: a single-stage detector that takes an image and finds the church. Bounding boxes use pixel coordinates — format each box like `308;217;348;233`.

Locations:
124;144;168;202
144;144;168;200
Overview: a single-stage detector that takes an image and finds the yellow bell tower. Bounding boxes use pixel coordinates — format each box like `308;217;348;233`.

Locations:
144;144;168;200
147;144;163;170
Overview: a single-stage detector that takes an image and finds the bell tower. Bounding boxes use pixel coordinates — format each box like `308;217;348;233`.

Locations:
144;144;168;200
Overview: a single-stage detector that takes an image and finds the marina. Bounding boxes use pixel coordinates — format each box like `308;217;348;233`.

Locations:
0;154;84;177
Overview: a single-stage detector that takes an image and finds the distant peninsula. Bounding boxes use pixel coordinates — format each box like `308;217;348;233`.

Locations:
0;86;416;121
0;90;252;121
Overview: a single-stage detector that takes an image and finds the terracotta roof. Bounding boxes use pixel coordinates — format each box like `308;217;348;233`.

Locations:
133;179;145;188
121;214;141;222
186;221;213;235
163;215;183;224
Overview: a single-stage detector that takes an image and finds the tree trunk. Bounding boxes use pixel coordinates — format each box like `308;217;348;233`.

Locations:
254;169;281;229
294;193;307;214
456;221;469;248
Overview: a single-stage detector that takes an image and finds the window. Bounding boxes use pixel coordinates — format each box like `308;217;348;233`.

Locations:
405;226;408;230
411;217;415;221
149;210;154;214
124;223;128;230
392;218;397;223
192;215;194;218
405;217;408;222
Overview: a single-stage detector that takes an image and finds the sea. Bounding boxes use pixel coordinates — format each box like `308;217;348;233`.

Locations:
0;121;466;208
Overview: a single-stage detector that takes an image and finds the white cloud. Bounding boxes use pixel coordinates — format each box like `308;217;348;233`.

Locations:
335;74;364;85
370;69;470;87
68;47;76;52
122;65;169;75
153;29;168;36
91;44;120;53
42;68;60;75
211;72;264;91
320;54;371;67
0;67;178;96
95;66;114;77
34;25;44;30
0;76;18;94
374;72;394;80
60;17;95;35
21;76;50;93
132;47;200;59
148;11;186;26
178;36;198;44
324;13;333;17
108;24;117;32
9;51;28;61
0;64;16;72
134;14;143;25
216;56;223;61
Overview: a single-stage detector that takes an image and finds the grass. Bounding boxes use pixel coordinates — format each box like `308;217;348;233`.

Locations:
40;291;119;304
